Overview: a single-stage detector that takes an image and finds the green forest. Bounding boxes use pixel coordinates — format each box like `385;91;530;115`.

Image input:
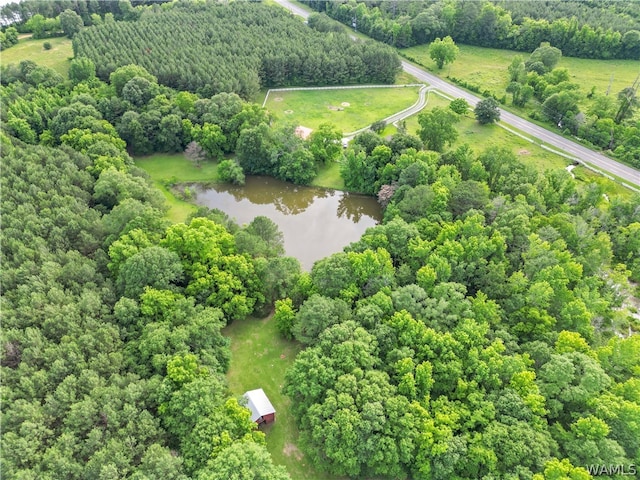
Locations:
72;2;401;98
1;1;639;479
301;0;640;59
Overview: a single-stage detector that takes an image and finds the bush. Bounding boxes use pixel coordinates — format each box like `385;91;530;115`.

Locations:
43;42;52;50
218;159;245;185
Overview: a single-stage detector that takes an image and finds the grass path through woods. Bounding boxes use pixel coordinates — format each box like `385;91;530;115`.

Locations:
224;315;340;480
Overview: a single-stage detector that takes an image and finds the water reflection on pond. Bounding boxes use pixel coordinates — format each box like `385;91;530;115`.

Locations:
193;176;382;270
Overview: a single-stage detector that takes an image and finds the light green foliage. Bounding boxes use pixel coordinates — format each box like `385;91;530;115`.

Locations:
429;36;459;69
274;298;296;340
196;442;290;480
309;123;342;164
218;160;245;186
69;57;96;84
161;218;262;320
110;64;157;96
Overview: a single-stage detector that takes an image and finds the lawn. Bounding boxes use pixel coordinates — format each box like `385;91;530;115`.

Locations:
264;85;421;133
403;91;570;172
135;153;220;223
312;161;344;190
224;315;338;480
1;35;73;77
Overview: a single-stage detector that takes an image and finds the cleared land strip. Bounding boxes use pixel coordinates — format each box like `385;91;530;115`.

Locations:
262;83;425;108
274;0;640;189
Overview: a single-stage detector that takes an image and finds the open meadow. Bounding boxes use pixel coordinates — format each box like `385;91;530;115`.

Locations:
264;85;421;133
1;35;73;77
401;43;640;101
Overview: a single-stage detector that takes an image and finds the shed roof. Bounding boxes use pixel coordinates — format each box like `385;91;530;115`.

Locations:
243;388;276;422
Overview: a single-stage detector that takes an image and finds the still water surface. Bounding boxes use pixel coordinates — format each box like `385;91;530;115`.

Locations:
193;177;382;270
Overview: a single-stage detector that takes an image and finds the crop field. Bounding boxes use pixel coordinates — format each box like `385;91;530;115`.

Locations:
264;85;421;133
225;315;337;480
1;35;73;77
402;43;639;99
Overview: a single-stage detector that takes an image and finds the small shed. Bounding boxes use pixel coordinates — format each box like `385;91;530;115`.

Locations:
243;388;276;425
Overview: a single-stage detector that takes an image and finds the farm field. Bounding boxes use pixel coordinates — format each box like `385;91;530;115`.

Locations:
264;85;421;133
224;315;337;480
401;43;640;101
1;35;73;77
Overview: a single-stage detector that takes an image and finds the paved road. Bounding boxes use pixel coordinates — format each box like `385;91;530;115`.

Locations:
274;0;640;188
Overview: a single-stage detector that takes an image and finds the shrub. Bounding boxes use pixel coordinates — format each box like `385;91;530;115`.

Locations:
218;159;245;185
43;42;52;50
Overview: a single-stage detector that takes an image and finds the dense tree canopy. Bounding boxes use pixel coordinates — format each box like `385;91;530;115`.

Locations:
302;0;640;60
73;2;401;98
2;2;639;479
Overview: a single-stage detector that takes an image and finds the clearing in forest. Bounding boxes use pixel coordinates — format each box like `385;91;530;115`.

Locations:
224;315;338;480
2;36;73;78
264;85;421;133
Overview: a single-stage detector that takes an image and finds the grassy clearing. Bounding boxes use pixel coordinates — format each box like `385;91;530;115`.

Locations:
225;315;337;480
264;86;420;133
312;161;344;190
1;36;73;77
404;92;570;172
135;153;220;223
402;91;633;198
402;43;639;99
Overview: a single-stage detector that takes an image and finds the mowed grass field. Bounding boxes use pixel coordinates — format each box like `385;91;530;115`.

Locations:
224;315;338;480
135;153;220;223
264;85;421;133
402;43;640;101
1;35;73;77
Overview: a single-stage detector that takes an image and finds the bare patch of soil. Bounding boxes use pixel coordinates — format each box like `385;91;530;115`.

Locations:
341;102;351;107
274;97;284;101
518;149;530;155
283;443;303;460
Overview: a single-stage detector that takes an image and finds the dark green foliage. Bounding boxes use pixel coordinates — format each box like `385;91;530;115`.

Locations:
417;106;459;152
60;8;84;38
474;97;501;124
73;2;401;98
304;0;640;60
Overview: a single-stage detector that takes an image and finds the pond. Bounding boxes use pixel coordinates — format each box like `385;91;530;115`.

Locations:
193;177;382;270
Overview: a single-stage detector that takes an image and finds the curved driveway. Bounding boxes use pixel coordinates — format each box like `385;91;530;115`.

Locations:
274;0;640;189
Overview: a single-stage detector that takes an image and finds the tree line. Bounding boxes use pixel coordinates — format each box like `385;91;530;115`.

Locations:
72;1;401;99
302;0;640;60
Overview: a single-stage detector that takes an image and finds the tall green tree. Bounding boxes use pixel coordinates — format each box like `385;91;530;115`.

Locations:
417;106;459;152
60;9;84;38
428;35;459;69
474;97;501;125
